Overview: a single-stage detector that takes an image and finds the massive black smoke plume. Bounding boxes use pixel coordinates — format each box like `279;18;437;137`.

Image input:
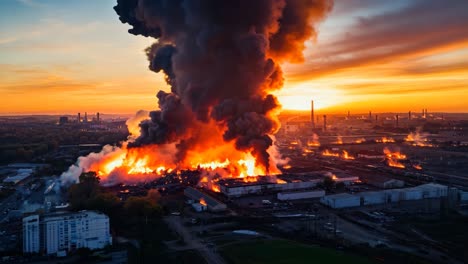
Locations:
114;0;333;171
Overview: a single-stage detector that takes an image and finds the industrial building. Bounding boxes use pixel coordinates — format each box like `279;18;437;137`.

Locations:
362;175;405;189
277;190;325;201
218;174;322;198
320;193;361;209
321;183;449;209
216;172;359;198
23;211;112;256
184;187;227;212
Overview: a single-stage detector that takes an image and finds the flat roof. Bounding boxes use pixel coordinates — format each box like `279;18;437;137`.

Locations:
184;187;225;208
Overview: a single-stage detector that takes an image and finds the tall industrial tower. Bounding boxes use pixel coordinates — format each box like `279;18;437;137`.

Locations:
310;100;315;129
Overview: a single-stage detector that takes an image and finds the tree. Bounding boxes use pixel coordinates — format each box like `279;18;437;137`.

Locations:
124;196;162;218
68;172;101;210
87;192;120;216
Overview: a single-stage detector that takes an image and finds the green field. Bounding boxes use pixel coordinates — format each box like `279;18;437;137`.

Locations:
220;239;373;264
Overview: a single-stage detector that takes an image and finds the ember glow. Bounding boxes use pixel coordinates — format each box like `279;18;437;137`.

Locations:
383;147;406;169
354;138;366;144
342;150;355;160
322;149;354;160
334;136;343;144
376;137;395;143
405;130;434;147
307;134;320;147
322;149;340;157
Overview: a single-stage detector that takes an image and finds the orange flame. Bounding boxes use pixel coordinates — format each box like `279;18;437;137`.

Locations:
199;197;207;206
342;150;355;160
322;149;340;157
413;164;422;170
354;138;366;144
334;136;343;144
307;134;320;147
405;131;433;147
376;137;395;143
383;147;406;168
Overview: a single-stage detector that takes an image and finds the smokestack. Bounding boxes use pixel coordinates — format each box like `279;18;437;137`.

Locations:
97;112;100;123
369;111;372;120
84;112;88;123
323;115;327;131
408;111;411;121
395;114;399;128
310;100;315;129
422;109;425;118
77;113;81;123
425;109;428;118
347;110;350;119
375;115;378;122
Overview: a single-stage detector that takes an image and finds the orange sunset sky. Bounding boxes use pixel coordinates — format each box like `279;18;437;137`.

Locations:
1;0;467;115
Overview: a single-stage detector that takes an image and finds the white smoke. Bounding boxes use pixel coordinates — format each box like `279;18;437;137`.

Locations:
59;110;149;187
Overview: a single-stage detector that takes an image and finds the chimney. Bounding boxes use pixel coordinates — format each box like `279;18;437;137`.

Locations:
408;111;411;121
310;100;315;128
97;112;100;123
395;114;399;128
323;115;327;131
84;112;88;123
347;110;350;119
369;111;372;120
375;115;378;122
77;113;81;123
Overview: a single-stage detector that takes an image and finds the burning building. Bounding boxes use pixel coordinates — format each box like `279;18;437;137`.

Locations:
60;0;334;187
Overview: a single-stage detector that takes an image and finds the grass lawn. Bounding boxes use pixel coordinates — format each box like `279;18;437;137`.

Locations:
220;239;373;264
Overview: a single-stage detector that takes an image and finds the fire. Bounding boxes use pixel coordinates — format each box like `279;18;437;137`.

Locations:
383;147;406;168
322;149;340;157
303;148;313;154
276;178;287;184
376;137;395;143
307;134;320;147
199;197;207;207
197;159;230;170
413;164;422;170
405;131;433;147
334;136;343;144
354;138;366;144
211;185;221;193
322;149;355;160
79;134;282;187
342;150;355;160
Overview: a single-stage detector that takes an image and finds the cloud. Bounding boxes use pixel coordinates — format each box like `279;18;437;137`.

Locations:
288;0;468;80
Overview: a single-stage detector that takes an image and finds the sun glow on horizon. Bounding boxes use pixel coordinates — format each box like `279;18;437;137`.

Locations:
274;81;347;111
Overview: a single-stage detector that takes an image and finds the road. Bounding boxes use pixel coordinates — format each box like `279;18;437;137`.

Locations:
164;215;227;264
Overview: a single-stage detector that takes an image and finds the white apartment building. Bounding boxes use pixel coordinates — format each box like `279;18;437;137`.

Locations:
23;210;112;255
23;215;40;253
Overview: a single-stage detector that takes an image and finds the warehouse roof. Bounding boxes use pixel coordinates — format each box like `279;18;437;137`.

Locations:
184;187;225;208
